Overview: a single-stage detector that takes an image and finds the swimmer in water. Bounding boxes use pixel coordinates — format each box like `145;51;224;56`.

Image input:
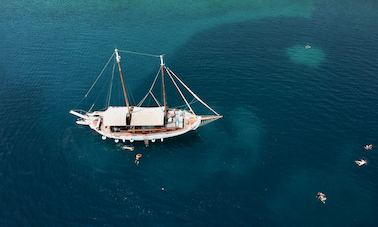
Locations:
122;145;135;151
135;153;143;165
316;192;327;204
364;144;373;151
355;159;367;167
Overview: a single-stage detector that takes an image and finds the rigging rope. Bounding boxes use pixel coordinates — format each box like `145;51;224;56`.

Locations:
75;53;115;109
75;50;161;109
118;50;161;58
137;68;161;106
84;53;114;98
74;49;220;117
173;98;197;109
89;67;114;112
166;69;194;114
166;67;220;116
106;62;115;108
149;91;161;106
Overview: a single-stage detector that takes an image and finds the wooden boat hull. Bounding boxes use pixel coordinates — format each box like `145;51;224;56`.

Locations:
71;108;205;142
93;117;201;142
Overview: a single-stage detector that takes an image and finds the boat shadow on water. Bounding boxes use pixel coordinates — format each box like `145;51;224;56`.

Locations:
100;129;204;153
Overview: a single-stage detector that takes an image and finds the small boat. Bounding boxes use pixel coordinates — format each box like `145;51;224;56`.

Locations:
70;49;222;143
305;44;312;49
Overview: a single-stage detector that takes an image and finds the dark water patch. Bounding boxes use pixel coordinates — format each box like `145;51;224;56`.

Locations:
167;6;378;225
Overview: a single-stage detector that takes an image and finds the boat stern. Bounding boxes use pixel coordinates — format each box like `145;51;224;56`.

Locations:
69;110;101;129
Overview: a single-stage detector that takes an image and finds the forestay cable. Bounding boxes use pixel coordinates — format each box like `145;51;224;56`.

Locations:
166;67;220;116
166;69;194;114
75;53;114;108
84;53;115;98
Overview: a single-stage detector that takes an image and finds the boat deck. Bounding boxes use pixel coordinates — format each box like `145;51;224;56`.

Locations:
93;109;200;141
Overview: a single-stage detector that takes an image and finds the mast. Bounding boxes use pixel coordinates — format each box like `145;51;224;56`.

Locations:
115;49;130;110
160;55;167;114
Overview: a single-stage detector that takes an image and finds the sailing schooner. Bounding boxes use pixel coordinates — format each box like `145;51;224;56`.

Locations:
70;49;222;143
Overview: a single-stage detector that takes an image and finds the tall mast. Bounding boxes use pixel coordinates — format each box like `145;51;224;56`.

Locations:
115;49;130;110
160;55;167;114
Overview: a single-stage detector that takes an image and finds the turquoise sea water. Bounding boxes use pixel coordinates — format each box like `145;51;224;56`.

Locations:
1;0;378;226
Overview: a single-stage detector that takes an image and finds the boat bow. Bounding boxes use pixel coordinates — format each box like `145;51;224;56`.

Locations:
199;115;223;127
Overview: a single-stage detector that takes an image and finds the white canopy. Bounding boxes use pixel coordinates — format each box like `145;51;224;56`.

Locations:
130;107;164;126
102;106;129;126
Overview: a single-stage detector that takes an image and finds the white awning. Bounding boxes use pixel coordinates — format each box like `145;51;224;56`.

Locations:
102;106;129;126
130;107;164;126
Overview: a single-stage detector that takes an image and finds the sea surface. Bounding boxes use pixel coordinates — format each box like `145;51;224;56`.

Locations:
1;0;378;226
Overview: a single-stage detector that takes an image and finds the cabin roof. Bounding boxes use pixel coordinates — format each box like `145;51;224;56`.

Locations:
102;106;128;126
130;107;164;126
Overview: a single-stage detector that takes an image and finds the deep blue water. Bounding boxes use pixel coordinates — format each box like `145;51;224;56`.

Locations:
1;0;378;226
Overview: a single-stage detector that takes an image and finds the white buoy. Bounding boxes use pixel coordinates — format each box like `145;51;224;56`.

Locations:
160;138;164;142
130;139;134;143
101;136;106;140
115;139;119;143
152;139;156;143
122;139;125;143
